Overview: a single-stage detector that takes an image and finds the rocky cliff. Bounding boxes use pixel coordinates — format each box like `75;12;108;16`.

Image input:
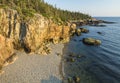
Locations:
0;8;76;70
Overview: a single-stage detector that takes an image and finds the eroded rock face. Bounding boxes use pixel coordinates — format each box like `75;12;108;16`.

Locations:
47;23;74;44
23;14;49;53
0;8;76;56
0;35;14;68
0;8;21;49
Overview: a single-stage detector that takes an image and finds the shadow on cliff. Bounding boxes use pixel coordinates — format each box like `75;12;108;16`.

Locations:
41;75;62;83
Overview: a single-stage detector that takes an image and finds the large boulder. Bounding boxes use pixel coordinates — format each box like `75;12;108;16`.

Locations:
82;38;101;45
69;23;76;36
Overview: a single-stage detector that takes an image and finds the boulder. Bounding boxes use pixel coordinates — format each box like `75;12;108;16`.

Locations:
70;23;76;30
70;23;76;36
68;77;74;83
80;28;89;33
75;28;81;36
97;32;102;34
82;38;101;45
97;32;105;36
91;25;106;27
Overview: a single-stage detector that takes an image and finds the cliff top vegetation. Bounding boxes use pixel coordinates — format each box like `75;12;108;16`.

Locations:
0;0;91;23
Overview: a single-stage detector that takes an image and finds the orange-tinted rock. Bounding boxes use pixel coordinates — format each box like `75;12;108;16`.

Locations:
0;35;14;67
0;8;76;56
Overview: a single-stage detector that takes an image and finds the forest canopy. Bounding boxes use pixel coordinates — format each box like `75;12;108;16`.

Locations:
0;0;91;22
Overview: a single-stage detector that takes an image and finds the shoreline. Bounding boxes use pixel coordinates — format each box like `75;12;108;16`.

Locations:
0;44;64;83
62;40;100;83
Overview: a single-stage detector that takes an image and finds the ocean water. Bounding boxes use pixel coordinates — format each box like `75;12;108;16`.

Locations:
64;17;120;83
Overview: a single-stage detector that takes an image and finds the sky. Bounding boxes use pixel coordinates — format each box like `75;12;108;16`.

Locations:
44;0;120;17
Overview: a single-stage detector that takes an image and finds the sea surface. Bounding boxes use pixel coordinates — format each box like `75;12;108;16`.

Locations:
64;17;120;83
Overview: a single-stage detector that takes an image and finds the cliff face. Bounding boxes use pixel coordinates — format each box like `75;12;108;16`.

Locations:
0;35;14;68
0;8;76;67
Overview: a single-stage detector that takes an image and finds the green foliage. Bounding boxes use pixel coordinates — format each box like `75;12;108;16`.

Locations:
22;8;35;18
0;4;8;9
0;0;91;22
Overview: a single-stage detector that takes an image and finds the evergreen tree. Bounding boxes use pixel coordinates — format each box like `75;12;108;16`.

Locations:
0;0;91;22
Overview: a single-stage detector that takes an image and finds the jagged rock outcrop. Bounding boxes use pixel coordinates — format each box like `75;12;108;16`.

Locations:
23;14;49;54
0;8;21;49
0;8;76;68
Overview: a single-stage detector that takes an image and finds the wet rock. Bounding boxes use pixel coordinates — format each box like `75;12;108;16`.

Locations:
95;25;106;27
102;20;116;24
82;38;101;45
77;55;82;58
68;77;74;83
79;40;82;42
73;76;80;83
80;28;89;33
97;32;102;34
97;32;105;36
69;54;76;57
73;39;77;42
67;58;75;62
90;24;106;27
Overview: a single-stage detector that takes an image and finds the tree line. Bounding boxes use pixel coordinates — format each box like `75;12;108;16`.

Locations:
0;0;91;22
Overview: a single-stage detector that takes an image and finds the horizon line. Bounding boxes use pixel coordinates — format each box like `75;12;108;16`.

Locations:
93;16;120;17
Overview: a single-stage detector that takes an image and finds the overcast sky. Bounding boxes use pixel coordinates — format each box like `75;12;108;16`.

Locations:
44;0;120;17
